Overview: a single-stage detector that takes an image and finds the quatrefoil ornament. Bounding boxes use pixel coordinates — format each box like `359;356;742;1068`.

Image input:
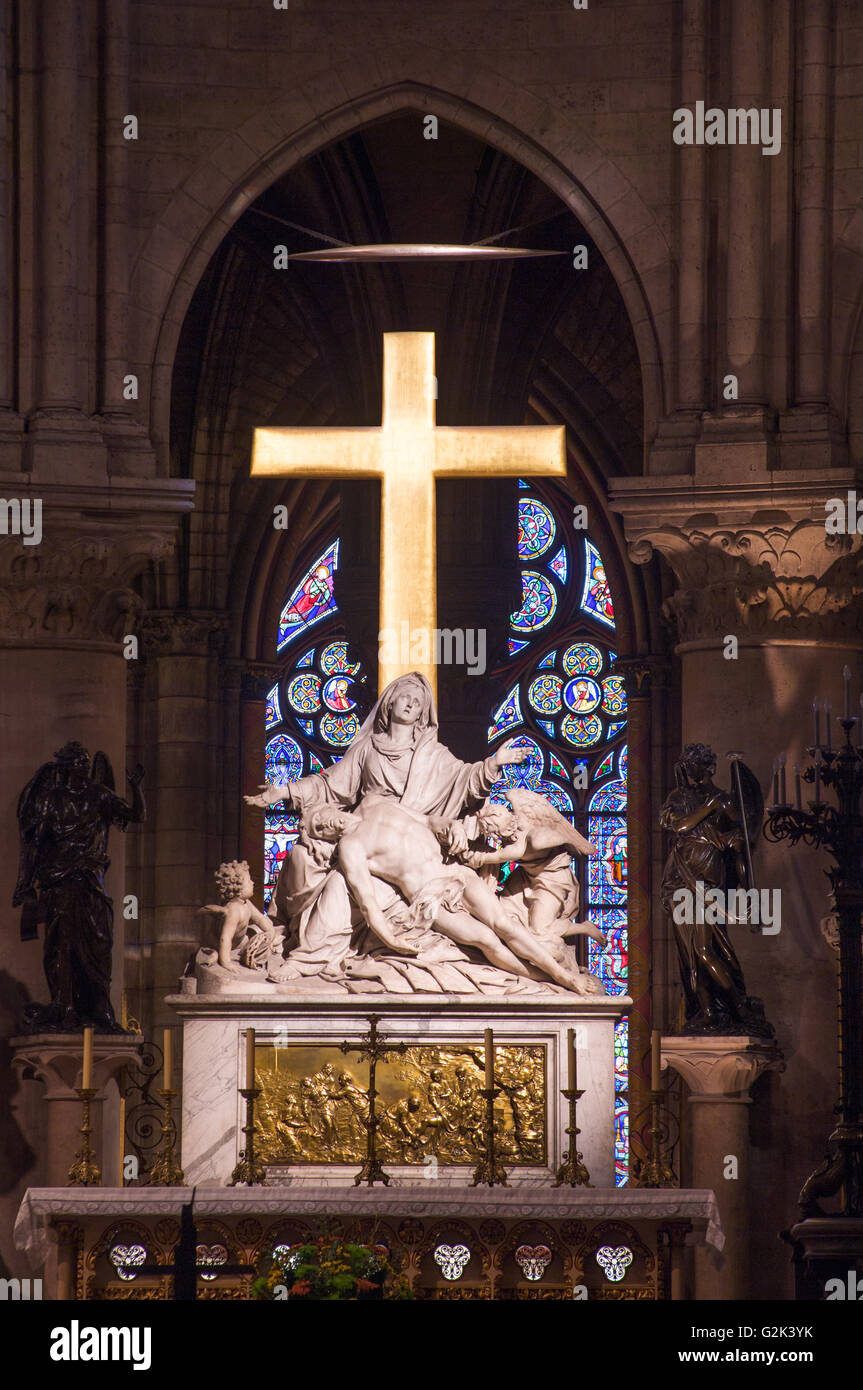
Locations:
433;1243;471;1281
196;1243;228;1281
595;1244;633;1283
109;1244;147;1281
514;1243;552;1281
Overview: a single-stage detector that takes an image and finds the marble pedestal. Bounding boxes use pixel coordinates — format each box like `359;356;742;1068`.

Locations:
167;991;630;1188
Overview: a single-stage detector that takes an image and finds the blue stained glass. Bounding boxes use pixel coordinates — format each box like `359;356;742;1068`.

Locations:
265;734;303;786
277;541;339;650
287;672;322;713
537;649;557;669
580;539;615;629
511;571;558;632
321;641;360;675
548;545;568;584
264;831;298;902
614;1018;629;1185
508;638;529;656
594;749;615;780
536;718;556;737
618;744;628;783
488;685;523;740
548;750;569;779
265;683;281;730
528;673;563;714
601;675;626;716
517;478;529;489
606;720;626;741
320;712;360;746
296;718;315;735
308;751;325;774
518;498;556;560
296;648;315;668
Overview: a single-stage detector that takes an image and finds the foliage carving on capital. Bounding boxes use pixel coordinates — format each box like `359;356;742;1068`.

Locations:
139;610;229;657
662;1039;785;1097
0;533;173;644
628;520;863;642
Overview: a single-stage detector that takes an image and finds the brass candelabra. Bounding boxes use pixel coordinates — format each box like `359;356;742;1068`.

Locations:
629;1088;676;1188
67;1088;102;1186
230;1087;266;1186
149;1088;186;1186
470;1084;509;1187
553;1086;592;1187
340;1015;407;1187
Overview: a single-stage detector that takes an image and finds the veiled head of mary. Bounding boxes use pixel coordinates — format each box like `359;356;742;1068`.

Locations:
373;673;436;739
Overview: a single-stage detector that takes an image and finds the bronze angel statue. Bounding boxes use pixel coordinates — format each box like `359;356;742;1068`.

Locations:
12;741;145;1033
659;742;772;1037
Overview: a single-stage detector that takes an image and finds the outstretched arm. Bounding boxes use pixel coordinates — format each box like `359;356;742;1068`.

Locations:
465;834;529;867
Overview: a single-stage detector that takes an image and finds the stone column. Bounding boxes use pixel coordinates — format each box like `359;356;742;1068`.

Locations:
27;0;105;478
138;611;228;1031
611;473;859;1295
98;0;154;476
663;1036;784;1298
10;1033;141;1187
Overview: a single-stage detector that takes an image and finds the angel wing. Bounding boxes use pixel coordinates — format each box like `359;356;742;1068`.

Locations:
13;760;57;929
90;750;115;791
506;787;597;857
729;758;763;848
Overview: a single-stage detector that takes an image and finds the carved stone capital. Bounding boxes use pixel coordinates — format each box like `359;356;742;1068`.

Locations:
239;661;280;701
10;1033;143;1100
609;474;863;645
0;478;193;647
662;1036;785;1100
614;655;657;698
139;610;229;657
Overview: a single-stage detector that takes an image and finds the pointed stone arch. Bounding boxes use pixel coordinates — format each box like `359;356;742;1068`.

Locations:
132;68;669;474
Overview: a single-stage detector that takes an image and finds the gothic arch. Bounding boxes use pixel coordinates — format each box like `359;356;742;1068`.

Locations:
132;67;669;474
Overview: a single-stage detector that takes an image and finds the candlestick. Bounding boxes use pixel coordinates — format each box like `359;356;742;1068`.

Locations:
567;1027;577;1090
824;700;832;750
82;1026;93;1090
813;697;820;747
772;758;779;805
779;753;787;805
794;763;801;810
163;1027;172;1091
245;1027;256;1090
844;665;851;721
650;1029;662;1092
484;1028;494;1088
814;750;822;802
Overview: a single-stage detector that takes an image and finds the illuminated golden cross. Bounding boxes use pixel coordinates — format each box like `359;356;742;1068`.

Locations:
251;332;566;694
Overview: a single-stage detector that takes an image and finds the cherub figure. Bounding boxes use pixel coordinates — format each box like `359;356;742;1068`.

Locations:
455;789;607;953
203;860;283;973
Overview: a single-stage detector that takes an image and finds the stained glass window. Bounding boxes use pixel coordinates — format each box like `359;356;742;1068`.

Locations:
488;487;630;1184
264;539;371;903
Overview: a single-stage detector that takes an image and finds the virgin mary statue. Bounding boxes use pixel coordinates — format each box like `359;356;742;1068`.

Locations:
245;672;526;986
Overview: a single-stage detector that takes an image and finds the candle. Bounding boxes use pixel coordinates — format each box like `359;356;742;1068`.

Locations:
824;700;832;750
567;1027;577;1090
163;1027;172;1091
651;1029;662;1092
772;758;779;805
82;1026;93;1091
813;697;820;747
794;763;801;810
245;1027;256;1090
484;1028;494;1088
779;753;787;805
844;665;851;721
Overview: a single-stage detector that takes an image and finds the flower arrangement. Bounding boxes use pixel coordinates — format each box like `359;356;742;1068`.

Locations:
252;1235;413;1301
